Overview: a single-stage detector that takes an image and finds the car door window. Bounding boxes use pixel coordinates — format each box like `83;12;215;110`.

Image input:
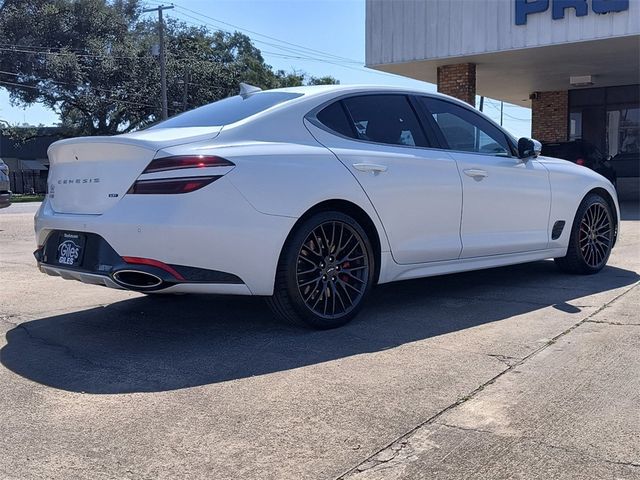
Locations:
340;95;429;147
420;97;511;156
315;101;355;138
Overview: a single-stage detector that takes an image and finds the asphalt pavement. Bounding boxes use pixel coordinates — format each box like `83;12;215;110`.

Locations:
0;202;638;479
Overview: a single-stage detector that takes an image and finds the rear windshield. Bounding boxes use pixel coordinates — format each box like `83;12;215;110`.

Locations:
151;92;302;128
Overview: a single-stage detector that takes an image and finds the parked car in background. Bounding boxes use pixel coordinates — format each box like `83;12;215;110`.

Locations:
609;150;640;201
0;159;11;208
610;151;639;180
541;140;617;186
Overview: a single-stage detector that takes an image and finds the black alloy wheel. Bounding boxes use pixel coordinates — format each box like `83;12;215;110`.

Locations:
555;194;614;274
577;202;613;268
268;211;375;329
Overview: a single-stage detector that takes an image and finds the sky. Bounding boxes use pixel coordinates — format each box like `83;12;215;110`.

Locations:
0;0;532;138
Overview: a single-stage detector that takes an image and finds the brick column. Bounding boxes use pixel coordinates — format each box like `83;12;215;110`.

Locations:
437;63;476;106
531;91;568;142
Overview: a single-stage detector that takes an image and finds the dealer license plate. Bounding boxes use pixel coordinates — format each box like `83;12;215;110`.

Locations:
55;232;86;267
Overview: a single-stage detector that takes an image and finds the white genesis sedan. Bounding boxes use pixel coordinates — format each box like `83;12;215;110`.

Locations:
35;84;620;328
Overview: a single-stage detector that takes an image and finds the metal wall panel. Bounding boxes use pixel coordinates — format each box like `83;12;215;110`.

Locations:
366;0;640;66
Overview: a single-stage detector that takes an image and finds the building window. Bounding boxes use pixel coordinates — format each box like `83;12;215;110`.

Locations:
569;111;582;141
606;105;639;158
569;86;639;186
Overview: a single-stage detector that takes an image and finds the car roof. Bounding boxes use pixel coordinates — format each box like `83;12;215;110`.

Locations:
243;84;518;142
252;84;487;119
267;84;428;95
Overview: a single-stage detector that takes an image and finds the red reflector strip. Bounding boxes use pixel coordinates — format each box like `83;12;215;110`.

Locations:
128;176;220;194
576;158;585;165
122;256;185;281
143;155;234;174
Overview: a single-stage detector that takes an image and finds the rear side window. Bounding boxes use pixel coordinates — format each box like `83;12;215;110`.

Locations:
343;95;428;147
316;101;354;138
151;92;302;128
420;97;511;156
329;95;428;147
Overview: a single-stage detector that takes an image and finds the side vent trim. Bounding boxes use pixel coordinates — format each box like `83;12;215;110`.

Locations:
552;220;566;240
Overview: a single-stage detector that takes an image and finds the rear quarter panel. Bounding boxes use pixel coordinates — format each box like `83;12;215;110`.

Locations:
157;115;392;254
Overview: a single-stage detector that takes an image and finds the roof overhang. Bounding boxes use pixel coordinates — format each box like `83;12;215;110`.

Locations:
369;35;640;107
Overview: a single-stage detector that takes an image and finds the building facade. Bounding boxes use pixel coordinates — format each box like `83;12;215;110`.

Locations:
366;0;639;198
0;128;63;194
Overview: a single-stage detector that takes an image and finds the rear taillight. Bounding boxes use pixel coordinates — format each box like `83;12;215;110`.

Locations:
122;256;185;280
127;176;220;195
576;158;585;165
142;155;234;174
129;155;234;195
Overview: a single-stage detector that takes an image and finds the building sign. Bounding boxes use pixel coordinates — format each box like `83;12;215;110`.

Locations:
515;0;629;25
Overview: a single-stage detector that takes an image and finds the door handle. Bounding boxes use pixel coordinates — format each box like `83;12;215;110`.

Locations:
352;163;388;175
463;168;488;180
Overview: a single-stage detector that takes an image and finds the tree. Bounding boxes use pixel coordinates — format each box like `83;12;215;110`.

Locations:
0;0;338;136
307;76;340;86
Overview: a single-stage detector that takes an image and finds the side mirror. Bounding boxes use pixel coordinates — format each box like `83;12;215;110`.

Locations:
518;137;542;160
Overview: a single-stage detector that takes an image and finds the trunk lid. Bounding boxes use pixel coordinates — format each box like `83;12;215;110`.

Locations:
47;127;222;214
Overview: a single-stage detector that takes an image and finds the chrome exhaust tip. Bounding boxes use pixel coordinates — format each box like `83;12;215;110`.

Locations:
112;270;163;289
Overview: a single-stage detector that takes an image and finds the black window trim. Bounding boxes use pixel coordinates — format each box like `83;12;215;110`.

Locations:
337;99;360;139
306;92;439;150
306;91;519;157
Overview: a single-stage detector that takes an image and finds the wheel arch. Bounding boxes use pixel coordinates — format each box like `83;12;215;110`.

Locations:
278;199;383;286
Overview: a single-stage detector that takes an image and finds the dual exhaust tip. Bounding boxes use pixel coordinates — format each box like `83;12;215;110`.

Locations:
112;269;164;289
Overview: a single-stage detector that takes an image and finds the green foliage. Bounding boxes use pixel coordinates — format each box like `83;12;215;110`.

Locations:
307;76;340;86
0;0;339;136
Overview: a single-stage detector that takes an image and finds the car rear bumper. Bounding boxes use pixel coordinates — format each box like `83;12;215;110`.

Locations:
34;177;297;295
37;263;252;295
34;230;250;294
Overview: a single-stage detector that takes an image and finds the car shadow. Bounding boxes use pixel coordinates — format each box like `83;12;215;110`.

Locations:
1;261;638;394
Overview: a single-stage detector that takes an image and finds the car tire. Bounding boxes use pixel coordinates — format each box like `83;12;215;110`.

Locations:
554;193;614;275
267;211;375;329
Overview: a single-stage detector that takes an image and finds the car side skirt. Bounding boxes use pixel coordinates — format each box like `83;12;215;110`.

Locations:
378;248;568;284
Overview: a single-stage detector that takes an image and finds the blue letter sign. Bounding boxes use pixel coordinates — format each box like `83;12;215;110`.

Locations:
516;0;629;24
592;0;629;14
515;0;549;25
552;0;588;20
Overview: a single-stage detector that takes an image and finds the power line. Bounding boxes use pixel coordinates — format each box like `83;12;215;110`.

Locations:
151;0;362;64
484;99;530;121
0;69;155;102
167;8;402;80
165;8;337;62
0;44;257;73
0;67;236;110
0;19;404;81
146;0;404;80
0;46;143;60
0;42;90;53
0;78;159;109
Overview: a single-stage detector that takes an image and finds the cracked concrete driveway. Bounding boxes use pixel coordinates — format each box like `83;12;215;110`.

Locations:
1;202;638;479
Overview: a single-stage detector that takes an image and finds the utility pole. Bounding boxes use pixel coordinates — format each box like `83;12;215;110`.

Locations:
143;4;174;119
182;69;189;112
500;101;504;126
